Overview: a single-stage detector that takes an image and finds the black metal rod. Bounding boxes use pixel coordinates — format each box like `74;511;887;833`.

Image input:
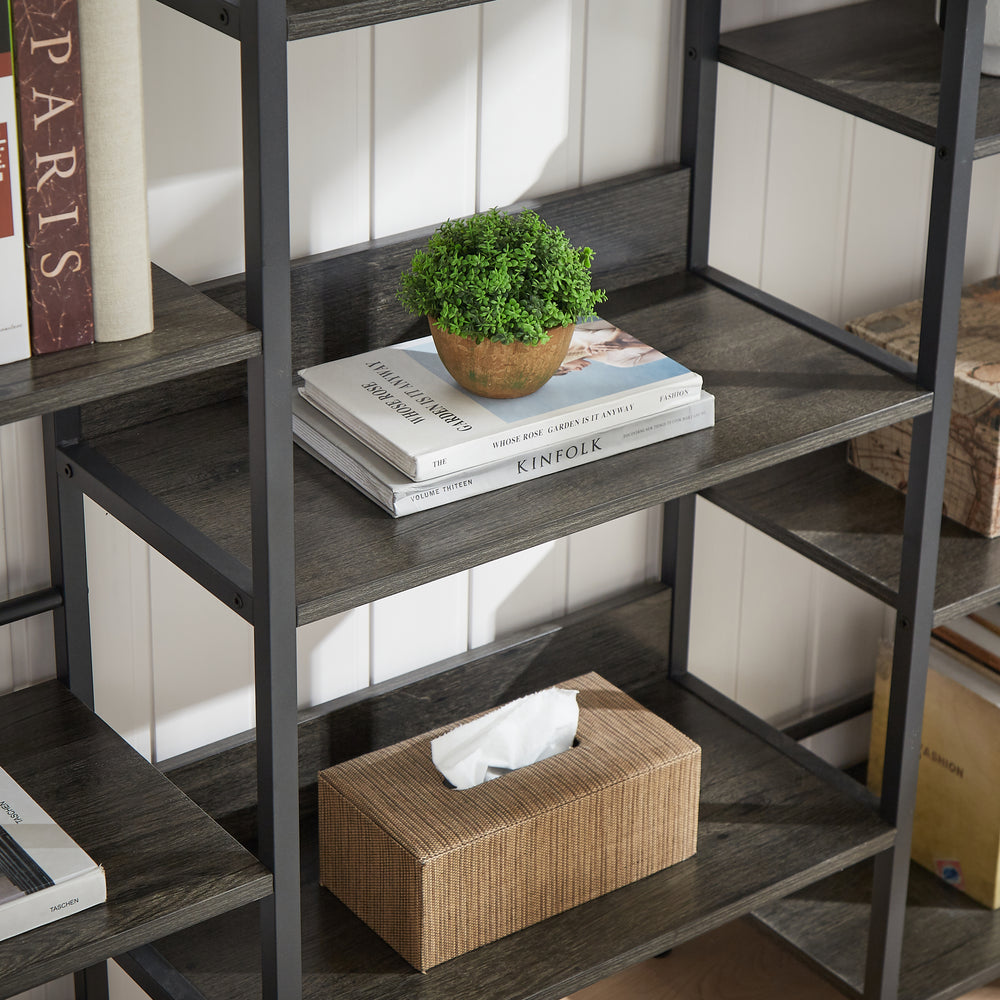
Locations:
864;2;985;997
681;0;721;270
42;409;95;711
57;440;253;622
240;1;302;998
696;264;920;381
662;493;696;678
0;587;62;628
117;946;211;1000
781;692;874;743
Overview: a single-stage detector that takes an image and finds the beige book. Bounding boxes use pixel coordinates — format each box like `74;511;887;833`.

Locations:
869;637;1000;908
78;0;153;341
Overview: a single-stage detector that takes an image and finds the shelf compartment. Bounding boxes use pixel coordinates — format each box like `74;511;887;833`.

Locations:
702;443;1000;625
148;590;894;1000
753;858;1000;1000
0;681;272;999
75;271;931;626
719;0;1000;158
0;266;260;429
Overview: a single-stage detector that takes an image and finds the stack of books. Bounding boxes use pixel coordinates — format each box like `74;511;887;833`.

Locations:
0;765;106;940
0;0;152;363
294;319;714;516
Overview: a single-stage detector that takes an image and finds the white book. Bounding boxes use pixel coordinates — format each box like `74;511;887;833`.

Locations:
299;319;702;481
293;389;715;517
0;765;106;942
0;6;31;365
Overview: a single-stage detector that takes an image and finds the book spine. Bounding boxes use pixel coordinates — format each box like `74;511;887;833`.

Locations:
298;394;714;518
77;0;152;342
391;394;714;514
409;379;702;480
0;0;30;364
11;0;93;354
0;863;105;942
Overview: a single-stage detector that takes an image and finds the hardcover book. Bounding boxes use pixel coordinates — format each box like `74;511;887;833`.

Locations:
299;319;703;481
868;635;1000;909
0;765;106;941
0;0;30;364
77;0;153;342
12;0;94;353
293;389;715;517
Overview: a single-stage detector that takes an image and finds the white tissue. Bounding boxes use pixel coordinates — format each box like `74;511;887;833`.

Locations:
431;688;579;790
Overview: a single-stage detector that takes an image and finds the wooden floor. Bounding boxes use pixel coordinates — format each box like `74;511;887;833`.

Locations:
566;918;1000;1000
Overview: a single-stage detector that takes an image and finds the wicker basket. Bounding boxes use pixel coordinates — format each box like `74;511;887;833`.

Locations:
318;672;701;971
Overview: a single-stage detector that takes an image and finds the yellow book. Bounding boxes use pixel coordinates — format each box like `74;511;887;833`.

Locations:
869;635;1000;908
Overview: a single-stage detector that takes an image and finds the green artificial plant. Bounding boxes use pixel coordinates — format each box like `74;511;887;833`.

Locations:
398;207;607;345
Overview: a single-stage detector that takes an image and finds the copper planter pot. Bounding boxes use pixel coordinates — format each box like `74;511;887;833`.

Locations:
428;318;574;399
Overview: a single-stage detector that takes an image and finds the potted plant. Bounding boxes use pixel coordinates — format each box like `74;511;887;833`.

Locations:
398;207;607;398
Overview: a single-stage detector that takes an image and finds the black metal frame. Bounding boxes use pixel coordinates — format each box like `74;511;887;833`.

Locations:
674;2;986;999
35;3;302;1000
21;1;986;999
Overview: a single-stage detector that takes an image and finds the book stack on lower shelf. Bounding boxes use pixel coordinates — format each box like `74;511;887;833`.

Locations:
0;765;106;941
869;605;1000;911
293;319;714;516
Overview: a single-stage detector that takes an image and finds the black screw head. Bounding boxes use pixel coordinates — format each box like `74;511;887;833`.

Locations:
219;7;230;24
62;463;73;478
233;593;245;610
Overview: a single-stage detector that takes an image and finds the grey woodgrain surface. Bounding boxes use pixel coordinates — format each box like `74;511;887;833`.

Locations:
702;444;1000;626
86;272;930;626
286;0;491;39
0;267;258;432
0;682;271;1000
201;167;691;374
720;0;1000;158
753;859;1000;1000
154;591;893;1000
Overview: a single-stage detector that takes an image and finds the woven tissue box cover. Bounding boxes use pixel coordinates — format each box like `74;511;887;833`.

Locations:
847;276;1000;537
318;671;701;971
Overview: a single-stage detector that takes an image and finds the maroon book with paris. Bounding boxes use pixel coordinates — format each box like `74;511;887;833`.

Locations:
12;0;94;353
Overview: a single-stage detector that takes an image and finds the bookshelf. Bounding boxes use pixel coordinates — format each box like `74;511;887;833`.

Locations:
1;2;997;1000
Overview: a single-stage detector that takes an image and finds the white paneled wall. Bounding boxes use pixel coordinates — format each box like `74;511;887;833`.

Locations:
7;1;995;998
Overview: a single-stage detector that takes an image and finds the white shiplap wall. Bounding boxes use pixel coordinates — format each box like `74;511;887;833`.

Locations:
8;0;994;997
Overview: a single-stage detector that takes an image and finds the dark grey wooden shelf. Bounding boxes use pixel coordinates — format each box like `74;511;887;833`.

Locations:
0;266;259;429
720;0;1000;158
74;272;931;627
286;0;490;39
146;590;893;1000
702;444;1000;626
753;857;1000;1000
0;681;272;1000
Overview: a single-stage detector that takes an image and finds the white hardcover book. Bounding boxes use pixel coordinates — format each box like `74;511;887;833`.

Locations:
0;765;106;941
299;319;702;481
0;4;30;364
78;0;153;341
293;389;715;517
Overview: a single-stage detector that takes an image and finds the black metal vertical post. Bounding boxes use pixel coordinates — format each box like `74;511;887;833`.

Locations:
681;0;721;270
45;411;107;1000
864;2;984;997
662;494;697;678
42;408;94;709
73;960;110;1000
240;2;302;1000
666;0;721;677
